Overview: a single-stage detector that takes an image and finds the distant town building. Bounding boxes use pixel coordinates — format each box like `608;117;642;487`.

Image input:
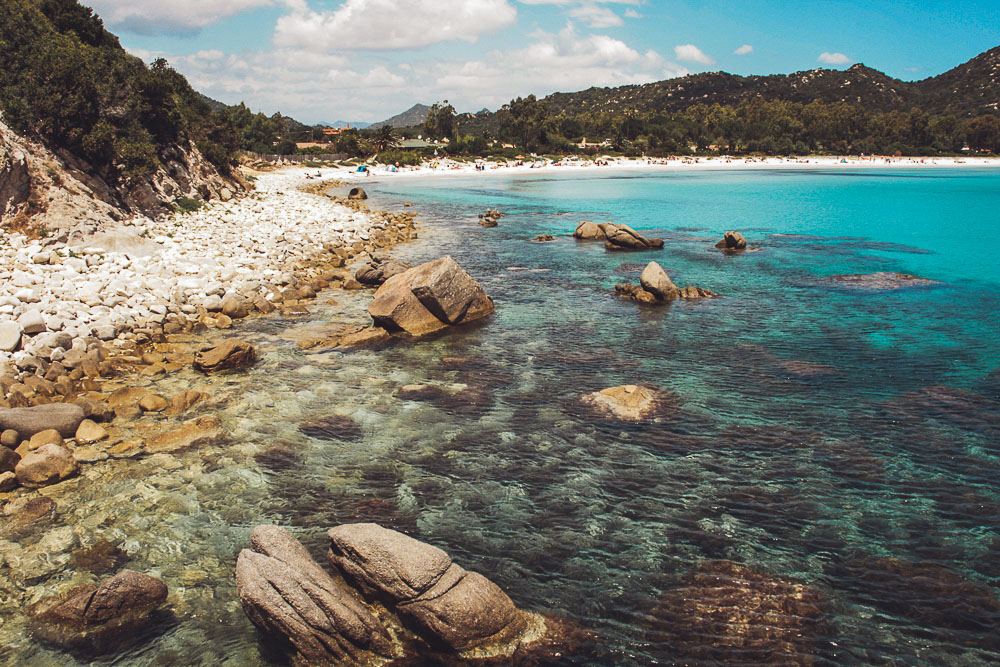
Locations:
322;126;351;136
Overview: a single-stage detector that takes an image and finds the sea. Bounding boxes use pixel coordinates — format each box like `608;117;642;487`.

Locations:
2;167;998;665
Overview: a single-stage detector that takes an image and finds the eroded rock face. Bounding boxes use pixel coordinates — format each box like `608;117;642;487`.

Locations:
369;256;494;336
603;224;665;251
355;255;413;286
580;384;672;422
193;339;256;373
236;525;396;665
647;560;826;665
0;403;86;438
28;569;167;652
328;523;532;653
573;221;606;240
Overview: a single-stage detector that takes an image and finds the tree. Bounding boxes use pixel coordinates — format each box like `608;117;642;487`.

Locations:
499;95;551;151
966;115;1000;153
423;101;456;140
369;124;400;152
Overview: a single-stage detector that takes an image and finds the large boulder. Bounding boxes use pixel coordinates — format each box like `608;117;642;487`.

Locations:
28;569;167;651
236;525;395;665
328;523;532;653
715;230;748;250
193;339;256;373
573;221;606;240
15;443;78;487
0;403;85;438
368;256;494;336
639;262;679;300
604;224;664;251
347;187;368;200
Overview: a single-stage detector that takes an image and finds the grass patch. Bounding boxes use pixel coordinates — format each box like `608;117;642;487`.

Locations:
173;196;204;213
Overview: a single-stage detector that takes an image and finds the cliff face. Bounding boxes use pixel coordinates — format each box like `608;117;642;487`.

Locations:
0;118;242;240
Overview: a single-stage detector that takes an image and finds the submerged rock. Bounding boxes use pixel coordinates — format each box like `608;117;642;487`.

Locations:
532;234;555;242
647;560;826;664
0;403;86;439
27;569;168;652
829;272;942;290
580;384;672;422
369;256;494;336
236;525;396;665
299;415;363;441
193;339;256;373
145;416;223;454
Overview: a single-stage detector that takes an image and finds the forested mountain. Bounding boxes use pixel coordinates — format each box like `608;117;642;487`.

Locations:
373;104;433;129
542;47;1000;118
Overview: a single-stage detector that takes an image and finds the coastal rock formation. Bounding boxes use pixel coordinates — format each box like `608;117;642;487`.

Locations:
355;254;413;286
0;403;85;438
236;525;396;665
237;524;559;664
646;560;826;664
15;443;79;487
580;385;673;422
347;187;368;200
715;230;748;250
328;523;539;653
27;569;168;651
829;272;942;290
573;220;615;240
603;224;665;250
532;234;555;242
193;339;256;373
616;262;718;304
478;208;504;227
369;256;494;336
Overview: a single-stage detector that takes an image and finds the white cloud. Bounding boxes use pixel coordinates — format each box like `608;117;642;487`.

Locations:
154;22;688;123
674;44;715;65
733;44;753;55
273;0;517;50
568;4;623;28
88;0;276;35
624;8;641;18
818;51;852;65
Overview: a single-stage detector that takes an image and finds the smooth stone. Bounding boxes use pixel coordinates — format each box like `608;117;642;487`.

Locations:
715;230;748;250
17;309;47;335
639;261;679;300
0;403;86;438
1;428;19;448
75;419;108;445
0;321;23;352
15;443;79;487
28;428;65;450
138;394;169;412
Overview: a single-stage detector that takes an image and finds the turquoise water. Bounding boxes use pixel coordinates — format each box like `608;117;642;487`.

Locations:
2;168;999;665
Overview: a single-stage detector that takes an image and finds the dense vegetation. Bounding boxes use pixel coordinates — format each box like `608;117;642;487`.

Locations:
0;0;239;183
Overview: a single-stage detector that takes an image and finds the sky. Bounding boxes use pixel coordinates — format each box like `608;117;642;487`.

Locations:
88;0;1000;125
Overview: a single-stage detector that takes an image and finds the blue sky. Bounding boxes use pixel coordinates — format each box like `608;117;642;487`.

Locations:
87;0;1000;124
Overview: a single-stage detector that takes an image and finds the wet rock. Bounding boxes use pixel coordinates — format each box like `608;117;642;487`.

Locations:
254;442;302;472
0;496;57;539
348;187;368;200
580;385;672;422
145;415;223;453
328;523;536;653
300;415;362;441
355;256;413;286
236;525;396;664
166;390;209;415
829;272;942;290
603;223;664;250
107;387;146;409
369;256;494;335
778;360;838;380
1;428;19;448
835;557;1000;636
298;325;392;351
678;286;719;299
397;384;448;402
715;230;748;250
647;560;826;664
27;569;168;652
75;419;108;445
70;540;130;574
0;445;19;473
614;283;659;304
639;261;679;300
193;339;256;373
0;403;86;438
15;443;78;487
138;394;169;412
532;234;555;242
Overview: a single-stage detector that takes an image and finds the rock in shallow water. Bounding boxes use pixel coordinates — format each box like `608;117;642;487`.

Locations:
27;569;167;652
15;443;78;487
829;272;942;290
193;339;256;373
581;385;673;422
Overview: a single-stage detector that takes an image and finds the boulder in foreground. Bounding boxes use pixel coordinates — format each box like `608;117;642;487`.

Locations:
369;256;494;336
15;443;78;487
193;339;256;373
28;569;167;652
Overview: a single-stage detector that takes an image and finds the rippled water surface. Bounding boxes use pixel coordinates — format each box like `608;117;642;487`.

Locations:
2;168;999;665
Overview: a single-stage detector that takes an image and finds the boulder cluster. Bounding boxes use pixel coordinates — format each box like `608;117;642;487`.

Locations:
478;208;504;227
573;221;665;250
615;261;718;304
236;523;563;664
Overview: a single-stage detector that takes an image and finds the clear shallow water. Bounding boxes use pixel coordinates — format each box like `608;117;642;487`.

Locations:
2;168;999;665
